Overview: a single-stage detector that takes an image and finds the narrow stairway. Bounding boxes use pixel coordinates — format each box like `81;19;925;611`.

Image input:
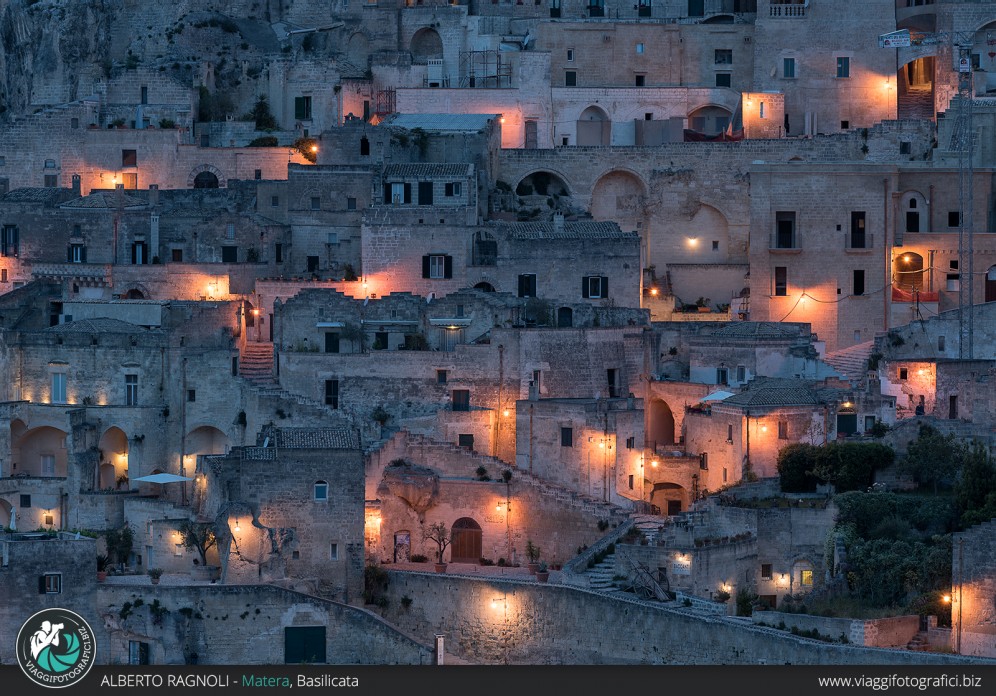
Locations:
240;342;276;385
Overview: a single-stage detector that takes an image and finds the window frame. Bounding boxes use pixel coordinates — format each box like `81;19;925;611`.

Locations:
836;56;850;79
51;372;67;404
560;427;573;447
42;573;62;594
125;374;139;406
314;481;329;501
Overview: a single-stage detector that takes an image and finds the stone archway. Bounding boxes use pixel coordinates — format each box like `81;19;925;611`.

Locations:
188;165;224;189
577;105;610;146
515;170;571;198
347;32;370;68
650;482;687;516
98;426;129;490
450;517;482;563
894;251;925;291
688;105;733;136
900;191;928;234
12;426;69;477
410;28;443;64
648;399;675;450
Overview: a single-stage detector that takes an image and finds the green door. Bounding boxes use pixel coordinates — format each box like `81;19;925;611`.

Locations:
284;626;326;664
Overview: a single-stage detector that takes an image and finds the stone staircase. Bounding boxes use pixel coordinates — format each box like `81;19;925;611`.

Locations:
630;513;669;544
586;553;618;591
898;86;934;122
906;631;930;651
240;342;276;385
823;340;874;384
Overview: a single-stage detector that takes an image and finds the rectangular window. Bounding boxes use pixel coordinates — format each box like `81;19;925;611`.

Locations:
566;49;574;62
131;241;148;265
20;494;31;508
275;244;283;263
561;427;573;447
418;181;434;206
232;357;238;376
51;373;67;404
125;374;138;406
715;49;733;65
715;73;732;88
187;389;196;402
638;0;651;16
172;248;183;262
437;369;448;384
761;563;772;580
899;367;908;381
783;57;796;78
221;246;238;263
850;211;867;248
311;196;321;210
778;421;788;440
938;335;946;352
948;211;961;228
801;569;813;586
774;267;788;296
329;543;339;561
325;333;340;353
294;96;313;120
565;71;577;87
458;434;474;449
864;416;877;432
626;436;635;449
736;365;746;383
452;389;470;412
122;149;137;167
425;254;449;279
688;0;704;16
607;368;620;398
41;455;55;476
636;43;645;55
314;482;328;501
949;394;958;419
69;244;86;263
587;0;604;16
44;174;58;188
635;75;646;87
582;276;608;299
254;169;262;180
347;197;357;210
853;270;865;296
628;475;634;490
518;274;537;298
327;233;338;245
127;639;147;664
727;424;734;443
775;211;796;248
1;225;18;257
140;85;148;104
325;379;339;409
42;574;62;594
225;223;235;240
716;368;728;386
836;56;850;78
700;452;708;470
759;102;765;119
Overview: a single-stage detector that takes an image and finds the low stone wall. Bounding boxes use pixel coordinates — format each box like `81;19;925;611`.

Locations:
754;611;921;648
381;572;992;665
95;584;433;665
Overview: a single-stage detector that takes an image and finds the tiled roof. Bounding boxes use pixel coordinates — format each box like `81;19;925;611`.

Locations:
2;188;71;204
490;220;635;240
45;318;147;334
61;192;147;209
386;113;498;132
384;163;473;178
272;428;360;450
704;323;803;340
722;379;821;407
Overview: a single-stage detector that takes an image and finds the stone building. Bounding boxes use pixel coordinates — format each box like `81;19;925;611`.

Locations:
951;519;996;657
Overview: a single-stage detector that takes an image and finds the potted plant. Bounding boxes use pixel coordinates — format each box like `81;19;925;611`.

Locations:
535;561;549;583
178;521;219;581
96;554;110;583
422;522;451;573
116;474;129;491
148;568;164;585
525;540;541;573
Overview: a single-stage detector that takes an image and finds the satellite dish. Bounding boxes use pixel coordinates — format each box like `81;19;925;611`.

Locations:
426;292;435;304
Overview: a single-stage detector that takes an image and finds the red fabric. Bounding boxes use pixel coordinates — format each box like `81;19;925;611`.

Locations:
683;129;745;142
892;286;939;303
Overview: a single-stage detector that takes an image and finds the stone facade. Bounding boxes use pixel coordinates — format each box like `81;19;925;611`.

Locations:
952;519;996;658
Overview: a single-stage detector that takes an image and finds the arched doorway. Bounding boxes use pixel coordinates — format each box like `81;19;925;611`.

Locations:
193;171;219;189
986;265;996;302
897;57;935;121
650;482;687;516
515;171;570;198
12;426;69;477
98;427;129;490
123;288;145;300
900;191;928;234
687;105;733;136
590;171;648;254
894;252;925;291
577;105;610;146
474;282;496;293
244;300;255;328
410;28;443;63
450;517;482;563
648;399;675;450
557;307;573;327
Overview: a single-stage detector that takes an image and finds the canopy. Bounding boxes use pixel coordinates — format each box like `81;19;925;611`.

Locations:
699;390;735;403
133;473;194;484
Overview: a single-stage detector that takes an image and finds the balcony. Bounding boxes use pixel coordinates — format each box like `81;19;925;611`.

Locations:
769;4;804;17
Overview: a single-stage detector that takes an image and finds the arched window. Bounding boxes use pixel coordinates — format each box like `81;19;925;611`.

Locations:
314;480;329;501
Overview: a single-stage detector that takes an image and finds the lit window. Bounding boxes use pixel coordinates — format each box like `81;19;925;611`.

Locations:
761;564;772;580
801;569;813;586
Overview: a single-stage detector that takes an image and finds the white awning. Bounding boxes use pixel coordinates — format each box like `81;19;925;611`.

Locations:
133;473;193;484
699;390;735;403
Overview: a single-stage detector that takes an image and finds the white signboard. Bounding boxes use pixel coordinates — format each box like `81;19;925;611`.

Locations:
879;31;911;48
672;557;691;576
959;57;972;73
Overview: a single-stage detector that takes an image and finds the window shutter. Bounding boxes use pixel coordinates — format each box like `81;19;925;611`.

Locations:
68;246;73;262
131;243;137;265
2;233;7;257
39;576;47;594
601;276;608;298
383;183;391;204
444;255;453;278
403;183;412;204
518;275;526;297
582;276;590;298
81;246;87;263
422;256;431;278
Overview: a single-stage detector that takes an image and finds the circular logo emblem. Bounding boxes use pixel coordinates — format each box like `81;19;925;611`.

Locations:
16;608;96;688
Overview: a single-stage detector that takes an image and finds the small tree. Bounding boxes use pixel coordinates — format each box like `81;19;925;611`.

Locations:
104;525;134;567
177;521;218;566
422;522;451;564
525;540;541;563
901;425;959;495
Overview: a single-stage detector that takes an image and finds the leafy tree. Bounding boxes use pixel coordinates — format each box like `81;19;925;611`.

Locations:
104;525;134;566
955;442;996;526
422;522;451;564
900;425;960;494
177;521;218;566
249;96;278;131
777;443;821;492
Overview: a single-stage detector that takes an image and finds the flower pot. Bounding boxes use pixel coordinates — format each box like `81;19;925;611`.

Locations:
151;577;160;585
535;571;549;583
434;563;447;574
697;307;711;313
527;562;540;574
97;571;107;583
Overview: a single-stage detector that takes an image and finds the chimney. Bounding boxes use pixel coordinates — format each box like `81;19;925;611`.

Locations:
148;183;159;207
71;174;81;196
553;212;565;235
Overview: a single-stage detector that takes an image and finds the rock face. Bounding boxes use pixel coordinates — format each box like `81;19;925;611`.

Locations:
379;462;440;520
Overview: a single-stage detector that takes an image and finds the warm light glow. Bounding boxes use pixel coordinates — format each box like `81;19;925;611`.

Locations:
842;401;853;409
252;309;260;316
599;442;605;449
760;424;768;433
496;504;502;512
502;409;510;417
687;237;699;247
500;116;506;124
903;254;911;264
917;368;925;375
234;519;241;533
799;294;807;306
942;594;951;603
650;287;659;296
491;600;498;609
310;145;318;153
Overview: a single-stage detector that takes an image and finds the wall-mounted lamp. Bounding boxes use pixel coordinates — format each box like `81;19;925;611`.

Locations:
760;424;768;433
942;594;951;604
649;287;659;296
490;597;506;609
651;460;659;468
687;237;699;248
502;409;510;417
234;518;241;533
